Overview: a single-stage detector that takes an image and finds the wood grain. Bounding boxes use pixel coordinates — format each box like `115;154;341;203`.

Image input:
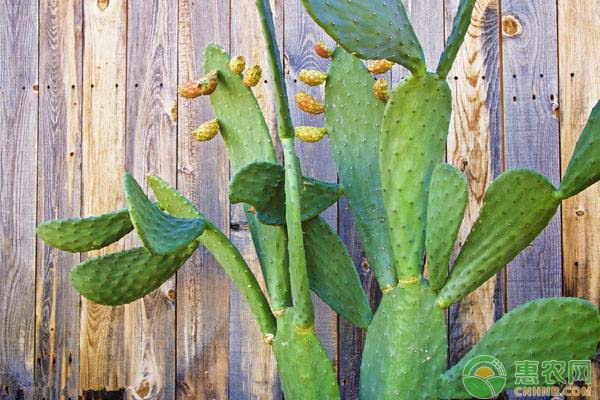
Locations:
176;0;230;398
502;1;562;311
558;0;600;396
36;0;82;398
284;0;339;370
229;0;282;398
80;0;127;396
123;1;178;399
0;0;38;399
445;0;504;366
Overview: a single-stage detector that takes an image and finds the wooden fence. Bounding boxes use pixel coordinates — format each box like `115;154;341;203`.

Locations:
0;0;599;399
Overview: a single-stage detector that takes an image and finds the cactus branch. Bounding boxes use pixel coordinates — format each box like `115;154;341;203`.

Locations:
256;0;314;328
436;0;476;78
147;175;277;337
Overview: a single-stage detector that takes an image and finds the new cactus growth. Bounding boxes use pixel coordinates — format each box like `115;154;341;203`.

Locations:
372;78;389;101
37;0;600;399
367;59;394;74
314;40;333;58
229;55;246;74
177;69;219;98
191;118;220;141
294;91;325;114
298;69;328;86
243;64;262;87
294;126;327;142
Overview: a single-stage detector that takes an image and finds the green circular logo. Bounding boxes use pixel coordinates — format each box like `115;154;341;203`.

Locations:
462;355;507;399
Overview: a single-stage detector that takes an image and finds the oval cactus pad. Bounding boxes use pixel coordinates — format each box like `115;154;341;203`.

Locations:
228;161;343;225
36;208;133;253
124;172;206;255
70;243;197;306
301;0;426;75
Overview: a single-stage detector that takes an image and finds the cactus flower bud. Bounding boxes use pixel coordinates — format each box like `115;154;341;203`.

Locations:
177;70;219;98
314;41;333;59
243;65;262;87
367;59;394;74
295;126;328;143
299;69;328;86
229;55;246;74
192;119;220;142
294;91;325;114
373;79;389;102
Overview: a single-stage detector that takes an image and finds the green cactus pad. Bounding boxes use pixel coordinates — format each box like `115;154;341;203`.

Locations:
228;161;343;225
437;169;560;308
301;0;426;76
70;243;197;306
147;174;277;336
557;100;600;199
204;44;277;169
380;74;452;279
324;47;397;289
36;209;133;253
360;281;447;399
436;0;476;78
124;173;206;255
304;218;372;328
439;297;600;398
205;44;291;310
426;164;468;292
273;310;340;399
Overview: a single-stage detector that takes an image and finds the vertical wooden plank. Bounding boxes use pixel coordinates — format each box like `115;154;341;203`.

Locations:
176;0;230;398
36;0;82;398
229;0;281;398
80;0;128;397
124;1;178;399
445;0;504;366
284;0;339;370
502;1;562;311
0;0;38;398
558;0;600;395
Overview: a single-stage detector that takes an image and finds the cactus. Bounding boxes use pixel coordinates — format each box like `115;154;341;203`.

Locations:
243;64;262;87
191;118;220;141
37;0;600;399
298;69;328;86
229;55;246;74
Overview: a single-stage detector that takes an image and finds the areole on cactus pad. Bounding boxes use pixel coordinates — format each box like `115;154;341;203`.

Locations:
35;0;600;399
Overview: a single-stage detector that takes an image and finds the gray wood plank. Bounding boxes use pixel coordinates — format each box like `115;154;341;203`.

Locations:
124;1;178;398
36;0;82;399
284;0;339;370
0;0;38;398
229;0;282;398
176;0;231;398
445;0;504;367
502;1;562;313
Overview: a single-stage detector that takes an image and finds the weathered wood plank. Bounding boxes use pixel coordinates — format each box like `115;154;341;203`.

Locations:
80;0;128;397
176;0;230;398
123;1;178;399
0;0;38;398
445;0;504;366
501;1;562;311
284;0;339;371
36;0;82;398
229;0;282;398
558;0;600;396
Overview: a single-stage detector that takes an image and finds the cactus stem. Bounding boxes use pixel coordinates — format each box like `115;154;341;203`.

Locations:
381;284;397;294
257;0;315;329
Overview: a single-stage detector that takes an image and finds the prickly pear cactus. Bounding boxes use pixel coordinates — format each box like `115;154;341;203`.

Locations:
37;0;600;399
